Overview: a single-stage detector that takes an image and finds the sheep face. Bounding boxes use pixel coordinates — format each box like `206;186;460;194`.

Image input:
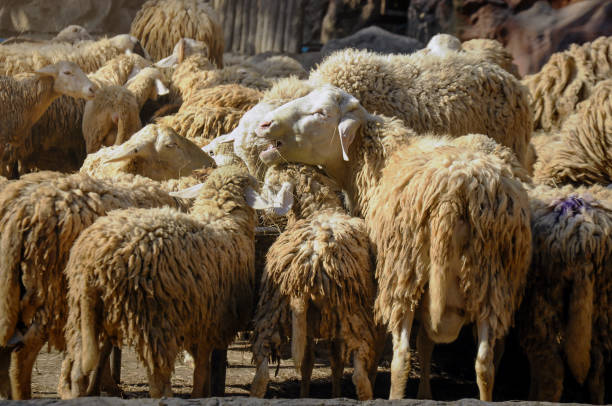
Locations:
255;86;367;174
36;61;97;100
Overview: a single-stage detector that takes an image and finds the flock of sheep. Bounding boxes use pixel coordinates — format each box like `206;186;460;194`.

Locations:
0;0;610;403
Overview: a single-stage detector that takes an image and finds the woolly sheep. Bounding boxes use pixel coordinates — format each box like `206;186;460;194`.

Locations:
0;171;186;399
534;78;612;186
254;86;532;401
518;184;612;404
1;25;93;46
63;166;258;398
130;0;224;67
182;84;262;112
523;36;612;132
309;48;533;167
0;35;148;76
461;38;521;78
80;124;215;181
249;163;377;400
156;105;244;143
0;61;97;178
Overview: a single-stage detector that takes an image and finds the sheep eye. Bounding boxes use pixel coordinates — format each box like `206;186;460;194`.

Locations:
312;110;326;117
63;71;72;75
166;143;177;148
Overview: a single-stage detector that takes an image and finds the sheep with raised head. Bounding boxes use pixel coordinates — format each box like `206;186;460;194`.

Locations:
253;86;532;401
518;184;612;404
533;78;612;186
249;163;377;400
0;171;186;399
0;35;148;76
309;47;533;167
80;124;215;181
0;61;97;178
130;0;224;67
523;36;611;132
63;166;258;398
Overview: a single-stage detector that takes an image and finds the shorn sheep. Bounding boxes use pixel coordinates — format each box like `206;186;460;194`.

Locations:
80;124;215;181
254;86;532;401
0;171;187;399
523;36;612;132
518;184;612;404
130;0;224;67
63;166;258;398
533;78;612;187
250;163;377;400
0;61;97;178
0;35;148;76
309;47;533;167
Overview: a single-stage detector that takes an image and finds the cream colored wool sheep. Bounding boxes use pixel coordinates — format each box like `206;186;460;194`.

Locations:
254;86;532;401
156;105;244;142
63;166;257;398
534;78;612;186
80;124;214;181
461;38;521;78
131;0;224;67
309;48;533;167
0;171;186;399
250;163;377;400
182;84;262;112
88;53;152;88
0;61;97;178
518;184;612;404
0;35;147;76
201;132;246;168
523;36;612;132
1;25;93;46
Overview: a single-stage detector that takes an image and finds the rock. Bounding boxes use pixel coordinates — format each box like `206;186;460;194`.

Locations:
501;0;612;75
320;0;381;43
321;25;423;56
406;0;457;44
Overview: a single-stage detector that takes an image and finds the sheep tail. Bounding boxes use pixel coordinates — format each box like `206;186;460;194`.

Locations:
290;296;308;372
564;268;594;384
80;293;100;376
428;202;458;334
0;217;23;346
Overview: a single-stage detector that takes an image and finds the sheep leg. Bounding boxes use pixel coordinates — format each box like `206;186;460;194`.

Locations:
299;335;314;397
9;327;45;399
526;349;564;401
329;338;344;398
250;356;270;397
352;349;373;400
191;344;212;398
210;349;227;396
416;325;434;399
85;339;113;396
586;347;604;405
368;326;387;389
0;347;12;399
57;356;73;399
475;320;495;401
389;311;414;400
109;346;121;384
146;364;173;398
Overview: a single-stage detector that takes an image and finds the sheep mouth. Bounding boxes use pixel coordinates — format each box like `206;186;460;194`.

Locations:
259;140;283;163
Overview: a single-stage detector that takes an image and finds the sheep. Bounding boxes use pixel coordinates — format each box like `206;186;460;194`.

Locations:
130;0;224;67
201;132;246;168
0;35;148;76
156;105;244;143
246;55;308;80
1;25;93;46
249;163;377;400
461;38;521;78
523;36;612;132
518;183;612;404
533;78;612;187
308;47;533;167
63;166;258;398
0;170;187;399
80;124;215;181
0;61;97;178
253;86;532;401
182;84;262;112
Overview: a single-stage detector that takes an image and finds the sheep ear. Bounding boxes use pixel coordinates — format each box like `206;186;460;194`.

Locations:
170;183;205;199
245;186;271;210
154;79;170;97
126;66;142;82
155;54;178;68
36;65;58;78
271;182;294;216
338;113;360;161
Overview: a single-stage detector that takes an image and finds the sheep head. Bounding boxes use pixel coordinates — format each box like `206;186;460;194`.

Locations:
104;124;215;180
36;61;97;100
255;85;368;180
109;34;150;59
155;38;210;68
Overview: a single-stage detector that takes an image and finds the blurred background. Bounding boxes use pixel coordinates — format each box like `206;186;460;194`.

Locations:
0;0;610;76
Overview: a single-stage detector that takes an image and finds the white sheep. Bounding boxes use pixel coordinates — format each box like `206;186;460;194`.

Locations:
253;86;532;401
249;163;377;400
0;171;187;399
63;166;258;398
0;61;97;178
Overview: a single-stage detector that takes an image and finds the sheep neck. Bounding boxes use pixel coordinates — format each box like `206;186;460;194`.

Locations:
20;75;60;139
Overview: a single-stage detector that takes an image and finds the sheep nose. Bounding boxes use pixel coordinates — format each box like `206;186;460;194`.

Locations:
259;120;273;129
88;84;98;96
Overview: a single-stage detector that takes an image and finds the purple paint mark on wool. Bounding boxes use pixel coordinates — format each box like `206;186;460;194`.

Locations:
553;195;592;218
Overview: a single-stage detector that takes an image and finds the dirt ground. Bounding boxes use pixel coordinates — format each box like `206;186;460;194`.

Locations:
28;328;537;401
